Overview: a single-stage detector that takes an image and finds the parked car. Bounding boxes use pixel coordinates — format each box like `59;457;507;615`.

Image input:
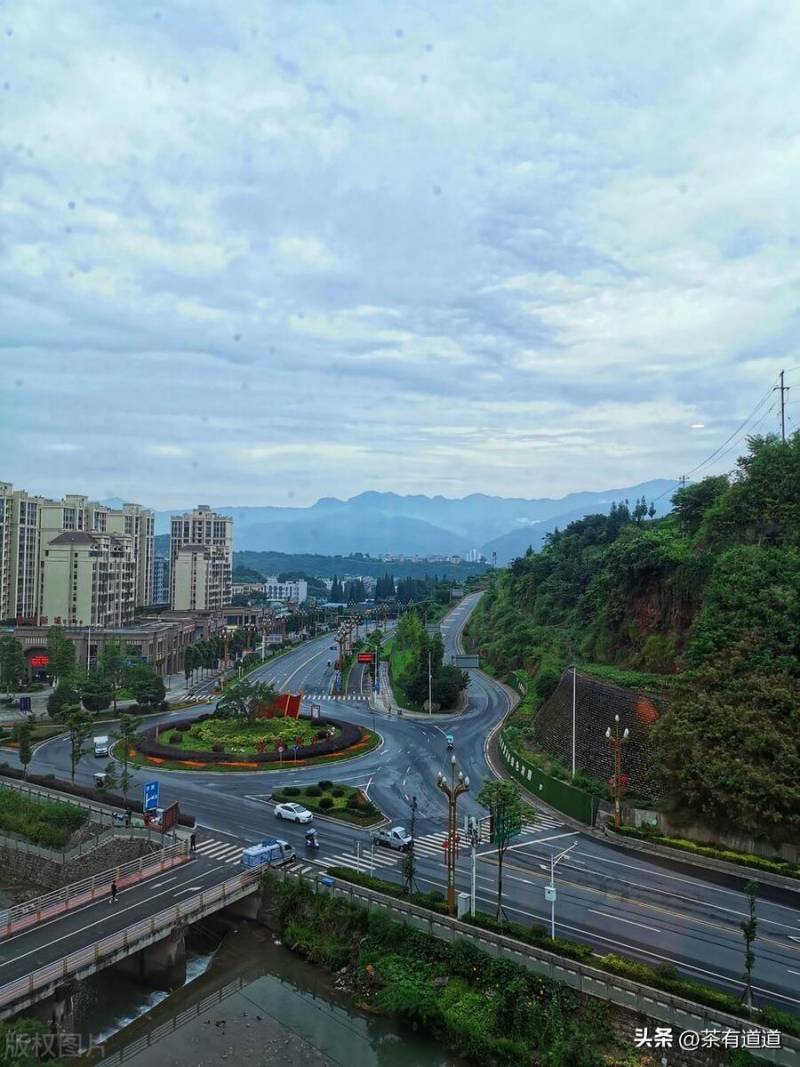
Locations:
373;825;412;851
274;802;313;823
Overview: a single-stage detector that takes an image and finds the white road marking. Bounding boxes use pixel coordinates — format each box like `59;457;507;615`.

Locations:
588;909;662;934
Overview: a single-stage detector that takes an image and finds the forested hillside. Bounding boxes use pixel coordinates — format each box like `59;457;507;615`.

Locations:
468;434;800;840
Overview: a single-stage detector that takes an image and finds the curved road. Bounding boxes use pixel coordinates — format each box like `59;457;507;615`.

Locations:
8;595;800;1015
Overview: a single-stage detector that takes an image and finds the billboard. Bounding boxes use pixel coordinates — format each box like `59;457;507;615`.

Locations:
357;652;373;663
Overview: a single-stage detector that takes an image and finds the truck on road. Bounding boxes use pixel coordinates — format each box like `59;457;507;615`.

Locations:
372;826;412;851
93;735;110;757
240;837;296;869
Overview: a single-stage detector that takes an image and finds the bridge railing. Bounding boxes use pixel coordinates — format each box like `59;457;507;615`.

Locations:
0;841;190;939
0;868;260;1012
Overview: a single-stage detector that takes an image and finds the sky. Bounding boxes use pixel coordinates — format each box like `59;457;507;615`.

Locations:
2;0;799;509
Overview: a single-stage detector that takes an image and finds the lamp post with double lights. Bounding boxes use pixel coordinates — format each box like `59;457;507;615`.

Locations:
605;713;629;828
436;755;470;915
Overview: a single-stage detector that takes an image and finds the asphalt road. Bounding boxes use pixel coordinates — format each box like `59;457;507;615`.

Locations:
3;597;799;1015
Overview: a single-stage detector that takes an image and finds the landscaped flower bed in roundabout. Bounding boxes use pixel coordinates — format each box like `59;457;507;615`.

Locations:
121;712;380;772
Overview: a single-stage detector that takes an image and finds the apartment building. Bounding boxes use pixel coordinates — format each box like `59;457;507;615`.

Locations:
169;505;233;609
153;555;170;604
172;543;229;611
38;530;136;628
0;483;154;623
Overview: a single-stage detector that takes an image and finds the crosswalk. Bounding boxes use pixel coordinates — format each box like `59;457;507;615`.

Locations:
194;838;319;877
304;692;370;702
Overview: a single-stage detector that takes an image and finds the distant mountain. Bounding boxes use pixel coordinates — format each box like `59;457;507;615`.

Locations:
149;480;678;562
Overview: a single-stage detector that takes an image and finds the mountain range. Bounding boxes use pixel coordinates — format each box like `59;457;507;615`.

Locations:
140;480;678;565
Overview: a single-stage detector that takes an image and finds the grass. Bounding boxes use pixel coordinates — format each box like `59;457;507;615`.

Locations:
0;723;65;746
272;780;382;826
115;725;381;774
0;785;87;847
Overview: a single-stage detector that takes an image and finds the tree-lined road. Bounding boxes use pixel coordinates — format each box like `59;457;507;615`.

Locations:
5;596;800;1015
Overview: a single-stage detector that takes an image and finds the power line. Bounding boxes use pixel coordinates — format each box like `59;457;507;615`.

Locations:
684;379;777;480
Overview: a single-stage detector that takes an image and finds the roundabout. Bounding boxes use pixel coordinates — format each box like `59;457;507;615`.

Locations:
117;712;381;772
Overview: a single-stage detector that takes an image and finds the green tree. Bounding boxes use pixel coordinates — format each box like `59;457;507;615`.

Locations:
0;636;26;695
47;681;81;720
64;705;94;782
98;639;128;712
125;661;166;707
741;880;758;1009
477;778;525;919
117;713;138;798
216;678;277;722
46;625;76;684
14;720;33;778
184;644;197;683
80;669;113;713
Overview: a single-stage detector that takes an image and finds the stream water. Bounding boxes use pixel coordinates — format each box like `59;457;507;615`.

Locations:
68;923;465;1066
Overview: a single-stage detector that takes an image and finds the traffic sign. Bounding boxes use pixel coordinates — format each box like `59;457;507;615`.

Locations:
143;781;159;811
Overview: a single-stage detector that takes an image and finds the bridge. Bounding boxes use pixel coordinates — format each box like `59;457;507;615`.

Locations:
0;850;262;1021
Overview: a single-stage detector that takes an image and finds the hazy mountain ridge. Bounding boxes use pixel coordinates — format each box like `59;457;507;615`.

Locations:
148;480;677;563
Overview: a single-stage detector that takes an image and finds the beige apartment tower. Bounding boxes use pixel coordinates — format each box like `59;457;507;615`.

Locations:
39;530;136;628
169;505;233;610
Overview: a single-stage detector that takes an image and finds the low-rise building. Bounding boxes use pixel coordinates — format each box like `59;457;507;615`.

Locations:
262;576;308;604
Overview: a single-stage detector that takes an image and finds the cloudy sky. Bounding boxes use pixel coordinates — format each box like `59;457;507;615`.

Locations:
2;0;798;509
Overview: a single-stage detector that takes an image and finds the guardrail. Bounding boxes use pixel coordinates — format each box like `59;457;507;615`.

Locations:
0;842;190;939
0;868;261;1016
0;825;171;864
284;870;799;1067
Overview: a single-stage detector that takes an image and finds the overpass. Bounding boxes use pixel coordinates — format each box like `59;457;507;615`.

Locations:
0;859;262;1020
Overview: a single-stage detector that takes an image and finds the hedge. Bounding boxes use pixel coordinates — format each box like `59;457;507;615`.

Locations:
136;714;363;764
611;823;800;880
0;767;195;827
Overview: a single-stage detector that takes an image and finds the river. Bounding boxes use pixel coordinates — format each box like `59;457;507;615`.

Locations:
69;922;465;1067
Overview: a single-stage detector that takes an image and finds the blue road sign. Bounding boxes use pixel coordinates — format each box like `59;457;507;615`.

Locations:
144;781;159;811
18;697;31;713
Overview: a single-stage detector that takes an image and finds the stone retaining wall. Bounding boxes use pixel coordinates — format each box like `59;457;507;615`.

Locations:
0;838;159;891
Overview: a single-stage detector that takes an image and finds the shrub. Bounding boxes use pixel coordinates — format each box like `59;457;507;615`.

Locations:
319;797;334;810
305;785;322;798
332;787;345;798
211;742;224;753
47;683;80;720
284;786;301;797
346;792;366;810
169;733;183;744
318;779;333;790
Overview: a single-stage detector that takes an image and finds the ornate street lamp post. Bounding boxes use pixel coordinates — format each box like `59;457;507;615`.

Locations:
436;755;470;914
605;713;629;828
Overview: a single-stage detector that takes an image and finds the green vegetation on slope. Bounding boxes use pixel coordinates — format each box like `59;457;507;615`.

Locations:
0;787;87;848
468;434;800;841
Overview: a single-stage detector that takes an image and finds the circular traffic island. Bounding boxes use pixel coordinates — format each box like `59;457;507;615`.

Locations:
124;712;380;772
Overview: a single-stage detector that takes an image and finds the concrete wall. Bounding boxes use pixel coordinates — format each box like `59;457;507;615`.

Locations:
533;669;665;800
0;838;158;890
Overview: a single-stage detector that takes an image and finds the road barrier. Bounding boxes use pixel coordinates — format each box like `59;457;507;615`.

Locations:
0;841;190;939
287;869;798;1067
0;868;261;1017
498;735;599;825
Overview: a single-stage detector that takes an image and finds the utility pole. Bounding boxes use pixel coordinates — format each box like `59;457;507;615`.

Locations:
467;814;479;916
678;474;687;489
404;794;418;894
436;755;470;915
605;714;629;828
774;369;790;442
546;842;577;939
428;647;432;715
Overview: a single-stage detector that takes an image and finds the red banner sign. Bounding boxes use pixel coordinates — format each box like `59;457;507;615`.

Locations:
357;652;373;663
30;655;49;668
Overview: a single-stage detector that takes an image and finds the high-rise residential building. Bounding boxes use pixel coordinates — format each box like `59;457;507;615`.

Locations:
172;543;229;611
169;505;233;609
39;530;136;628
0;482;154;622
153;555;170;605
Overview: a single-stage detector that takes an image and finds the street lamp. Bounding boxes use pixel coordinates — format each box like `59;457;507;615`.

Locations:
436;754;470;915
571;665;577;778
605;714;629;828
545;842;577;939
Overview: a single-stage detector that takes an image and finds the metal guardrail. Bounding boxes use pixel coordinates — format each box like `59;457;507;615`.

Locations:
0;842;190;939
0;825;169;864
0;868;261;1014
294;870;799;1067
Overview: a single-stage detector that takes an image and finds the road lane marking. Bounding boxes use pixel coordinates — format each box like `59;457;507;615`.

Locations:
588;909;662;934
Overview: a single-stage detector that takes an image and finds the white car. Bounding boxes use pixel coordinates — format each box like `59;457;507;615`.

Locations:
274;802;313;824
